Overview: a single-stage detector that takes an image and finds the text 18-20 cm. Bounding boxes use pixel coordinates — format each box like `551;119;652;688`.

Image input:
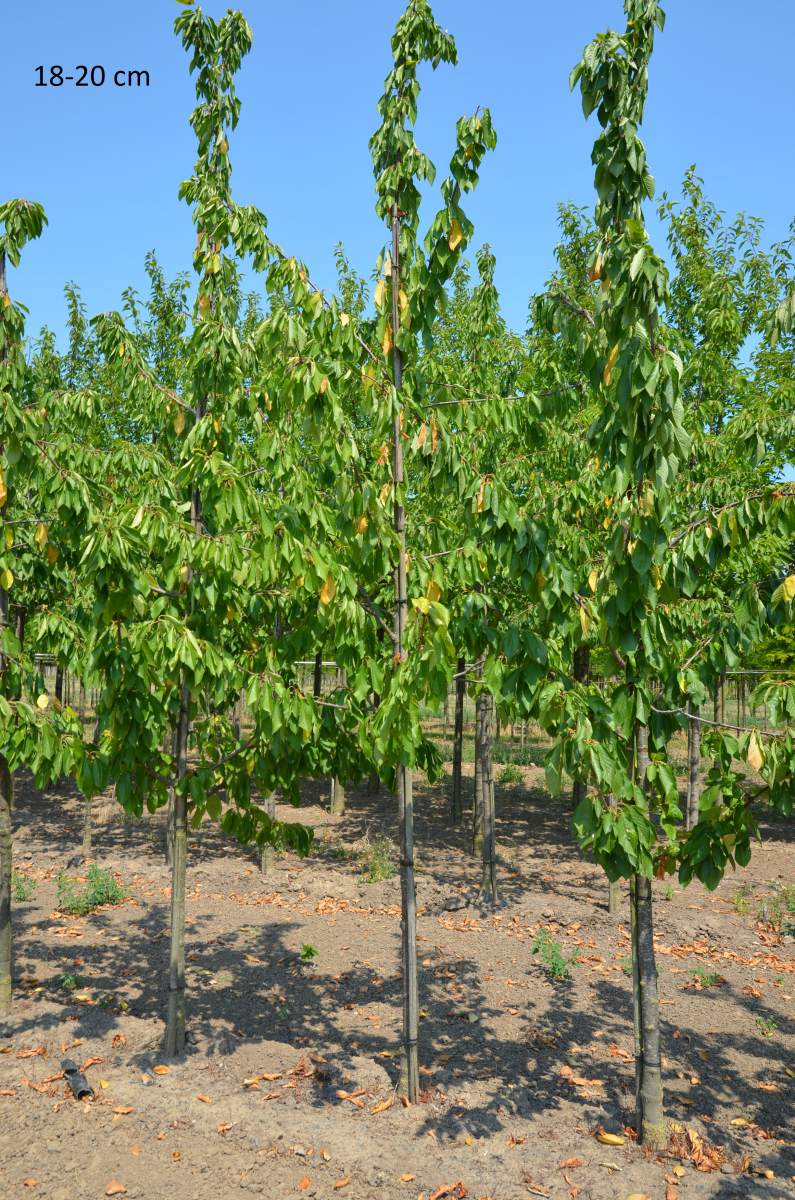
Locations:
35;66;150;88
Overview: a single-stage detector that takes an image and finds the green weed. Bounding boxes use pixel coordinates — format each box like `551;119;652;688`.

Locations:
755;1016;777;1038
531;930;576;981
56;864;128;915
497;764;523;786
691;968;722;990
11;872;36;902
359;836;395;883
59;972;81;992
300;943;318;962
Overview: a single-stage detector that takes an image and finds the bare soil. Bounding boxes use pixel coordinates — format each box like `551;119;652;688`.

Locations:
1;766;793;1200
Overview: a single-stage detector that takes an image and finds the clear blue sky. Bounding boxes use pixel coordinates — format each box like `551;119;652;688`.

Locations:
5;1;794;342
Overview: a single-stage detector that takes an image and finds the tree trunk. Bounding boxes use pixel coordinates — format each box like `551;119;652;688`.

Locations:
451;656;465;825
261;792;276;874
472;690;486;858
54;665;64;704
0;757;12;1016
391;204;419;1104
629;722;665;1146
330;666;346;815
164;724;176;868
571;645;590;811
0;583;11;1015
685;705;701;831
479;692;498;906
607;792;621;913
632;875;665;1144
165;679;189;1057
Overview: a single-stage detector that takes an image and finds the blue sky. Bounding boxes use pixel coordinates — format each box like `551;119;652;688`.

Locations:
5;1;794;341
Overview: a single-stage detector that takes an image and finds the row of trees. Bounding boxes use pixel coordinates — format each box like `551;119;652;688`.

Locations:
2;0;793;1144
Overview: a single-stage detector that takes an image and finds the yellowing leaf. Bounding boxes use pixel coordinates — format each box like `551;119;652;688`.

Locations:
431;416;438;453
320;575;337;606
588;568;598;594
747;731;764;773
117;343;126;358
399;290;409;318
356;515;369;535
413;597;431;615
579;606;590;637
426;580;441;603
173;409;186;435
417;423;428;450
319;376;329;395
46;545;60;565
596;1130;624;1146
589;252;603;282
374;279;387;308
0;470;7;508
4;528;13;550
362;368;376;392
339;311;350;327
34;522;49;549
448;219;464;251
382;324;393;357
198;293;211;314
476;478;486;513
213;417;221;433
0;568;12;590
603;343;619;386
782;575;795;601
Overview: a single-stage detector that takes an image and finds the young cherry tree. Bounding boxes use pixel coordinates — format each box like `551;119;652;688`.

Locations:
368;0;497;1098
556;0;795;1144
0;201;86;1015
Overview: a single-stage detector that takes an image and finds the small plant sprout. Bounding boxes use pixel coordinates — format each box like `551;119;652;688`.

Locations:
300;944;319;962
531;930;576;981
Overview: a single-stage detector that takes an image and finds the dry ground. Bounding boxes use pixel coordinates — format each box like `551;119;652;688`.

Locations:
0;765;793;1200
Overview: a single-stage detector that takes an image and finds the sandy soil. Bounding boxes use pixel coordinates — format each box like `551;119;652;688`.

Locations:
1;767;793;1200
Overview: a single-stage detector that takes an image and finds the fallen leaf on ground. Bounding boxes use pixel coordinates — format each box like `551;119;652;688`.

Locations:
596;1131;625;1146
22;1180;38;1189
105;1183;127;1197
334;1178;350;1190
152;1065;170;1076
16;1047;46;1059
559;1158;583;1169
81;1056;104;1070
112;1106;134;1115
128;1146;140;1157
399;1173;415;1182
196;1094;212;1104
371;1097;394;1114
217;1123;234;1135
297;1178;311;1192
171;1151;181;1162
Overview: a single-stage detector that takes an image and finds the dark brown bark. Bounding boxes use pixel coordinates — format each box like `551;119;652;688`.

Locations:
571;644;590;812
391;204;419;1104
686;705;701;831
451;656;465;825
0;584;11;1014
165;679;189;1056
629;722;664;1145
472;690;485;859
479;692;498;906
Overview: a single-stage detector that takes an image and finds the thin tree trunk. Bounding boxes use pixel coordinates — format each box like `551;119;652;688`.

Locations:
607;792;621;913
54;665;64;704
165;372;203;1057
261;792;276;874
330;666;346;815
685;705;700;831
330;777;346;816
629;722;664;1145
451;656;465;825
472;690;486;858
391;203;418;1104
479;692;498;906
571;644;590;811
165;678;189;1057
0;582;12;1015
